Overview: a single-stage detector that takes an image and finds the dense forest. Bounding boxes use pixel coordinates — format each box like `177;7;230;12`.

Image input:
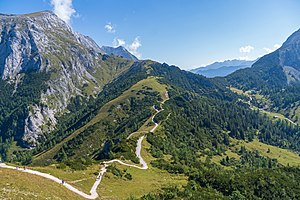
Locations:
142;83;300;199
137;166;300;199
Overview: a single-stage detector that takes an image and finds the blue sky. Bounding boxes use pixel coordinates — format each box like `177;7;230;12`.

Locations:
1;0;300;69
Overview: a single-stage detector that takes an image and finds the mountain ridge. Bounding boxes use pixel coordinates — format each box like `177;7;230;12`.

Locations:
191;59;256;77
226;29;300;89
101;45;138;61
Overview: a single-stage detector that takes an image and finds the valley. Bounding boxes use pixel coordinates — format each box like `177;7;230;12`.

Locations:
230;87;297;125
1;7;300;200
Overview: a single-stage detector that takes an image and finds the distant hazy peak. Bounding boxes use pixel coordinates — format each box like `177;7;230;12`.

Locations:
102;46;138;61
191;59;256;78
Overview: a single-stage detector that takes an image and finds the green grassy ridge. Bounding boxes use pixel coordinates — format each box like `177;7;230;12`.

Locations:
29;60;233;165
33;76;167;165
20;79;183;199
60;77;167;162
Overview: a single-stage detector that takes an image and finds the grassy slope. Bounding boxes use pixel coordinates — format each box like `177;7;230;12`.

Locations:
127;76;169;137
97;131;187;200
28;164;100;194
94;93;188;199
93;76;187;199
202;138;300;167
33;76;166;165
98;163;187;200
232;139;300;167
0;168;85;200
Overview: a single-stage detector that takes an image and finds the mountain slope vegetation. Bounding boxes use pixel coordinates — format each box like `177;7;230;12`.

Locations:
31;61;300;199
224;29;300;125
0;11;133;151
1;11;300;200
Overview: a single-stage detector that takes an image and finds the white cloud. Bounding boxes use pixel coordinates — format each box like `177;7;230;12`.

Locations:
104;22;116;33
128;37;142;58
51;0;76;24
263;44;281;53
113;38;126;47
239;45;254;53
112;37;142;59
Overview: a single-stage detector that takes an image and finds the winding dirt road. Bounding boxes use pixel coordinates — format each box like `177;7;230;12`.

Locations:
0;92;169;199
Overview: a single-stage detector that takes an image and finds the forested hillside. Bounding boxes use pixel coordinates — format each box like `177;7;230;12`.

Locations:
223;29;300;125
28;61;300;199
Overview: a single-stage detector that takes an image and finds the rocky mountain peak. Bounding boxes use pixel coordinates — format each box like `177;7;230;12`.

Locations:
102;45;138;61
276;28;300;81
0;10;105;80
0;11;129;146
0;10;70;33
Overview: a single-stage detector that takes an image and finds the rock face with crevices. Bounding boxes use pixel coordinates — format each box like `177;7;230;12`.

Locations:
0;11;132;146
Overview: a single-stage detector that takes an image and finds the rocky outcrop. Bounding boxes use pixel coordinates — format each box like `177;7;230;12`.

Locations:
24;105;57;146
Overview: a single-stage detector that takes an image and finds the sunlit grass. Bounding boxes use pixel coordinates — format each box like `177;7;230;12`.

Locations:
0;167;86;200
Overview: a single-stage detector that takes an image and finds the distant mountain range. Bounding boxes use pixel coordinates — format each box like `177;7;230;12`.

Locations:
102;46;138;61
191;59;256;77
